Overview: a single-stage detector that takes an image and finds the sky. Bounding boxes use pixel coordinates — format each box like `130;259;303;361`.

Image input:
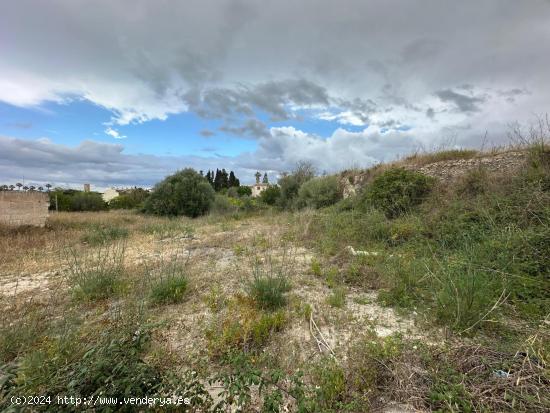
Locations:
1;0;549;189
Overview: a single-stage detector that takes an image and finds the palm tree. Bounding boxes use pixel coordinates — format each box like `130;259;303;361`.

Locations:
9;185;15;191
45;183;52;192
29;186;36;191
16;183;22;191
38;186;44;192
23;186;29;191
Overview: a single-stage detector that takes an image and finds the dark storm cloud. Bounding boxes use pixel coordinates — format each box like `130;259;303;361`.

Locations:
186;79;330;123
219;119;270;139
435;89;487;113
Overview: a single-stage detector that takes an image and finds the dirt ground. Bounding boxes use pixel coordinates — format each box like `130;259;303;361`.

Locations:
1;211;446;412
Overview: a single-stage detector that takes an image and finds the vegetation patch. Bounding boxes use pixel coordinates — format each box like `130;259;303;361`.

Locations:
326;287;346;308
248;275;291;311
206;296;288;357
64;241;126;301
361;167;435;218
80;225;129;246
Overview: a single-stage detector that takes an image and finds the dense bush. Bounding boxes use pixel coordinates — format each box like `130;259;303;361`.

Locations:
49;190;107;212
236;186;252;197
109;188;149;209
211;194;238;215
361;168;434;218
259;185;281;205
142;168;215;217
297;175;341;209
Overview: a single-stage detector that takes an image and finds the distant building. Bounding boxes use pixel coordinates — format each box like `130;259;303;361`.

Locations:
83;183;90;192
250;171;269;197
102;188;120;202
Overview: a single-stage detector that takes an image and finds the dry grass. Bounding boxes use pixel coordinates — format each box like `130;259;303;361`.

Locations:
400;148;478;166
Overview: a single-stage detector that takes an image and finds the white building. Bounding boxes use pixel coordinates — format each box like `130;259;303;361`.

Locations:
250;172;269;197
102;188;120;202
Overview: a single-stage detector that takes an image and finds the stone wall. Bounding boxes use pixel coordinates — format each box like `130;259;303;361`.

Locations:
340;150;529;198
0;191;50;227
404;150;527;182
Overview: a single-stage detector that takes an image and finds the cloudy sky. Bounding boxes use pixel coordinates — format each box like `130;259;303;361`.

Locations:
1;0;549;188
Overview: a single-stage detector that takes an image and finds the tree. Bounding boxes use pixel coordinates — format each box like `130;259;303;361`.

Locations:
221;169;229;189
16;183;22;191
38;186;44;192
277;161;316;209
213;169;221;191
9;185;15;191
228;171;238;187
45;183;52;192
23;186;29;191
143;168;215;217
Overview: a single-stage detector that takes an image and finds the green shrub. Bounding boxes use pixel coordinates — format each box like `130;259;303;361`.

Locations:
310;258;322;276
49;190;107;212
361;168;434;218
311;357;346;411
143;168;215;217
389;214;425;245
248;276;291;311
236;186;252;197
227;187;239;198
297;175;341;209
260;185;281;205
206;297;287;356
456;168;489;197
211;194;238;215
277;175;301;209
109;188;149;210
70;192;107;211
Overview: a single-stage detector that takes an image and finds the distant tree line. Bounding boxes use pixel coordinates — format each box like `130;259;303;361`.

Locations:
0;183;52;192
202;169;240;192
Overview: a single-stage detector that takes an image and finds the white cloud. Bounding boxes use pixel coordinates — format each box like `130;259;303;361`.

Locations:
104;127;127;139
0;0;548;133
